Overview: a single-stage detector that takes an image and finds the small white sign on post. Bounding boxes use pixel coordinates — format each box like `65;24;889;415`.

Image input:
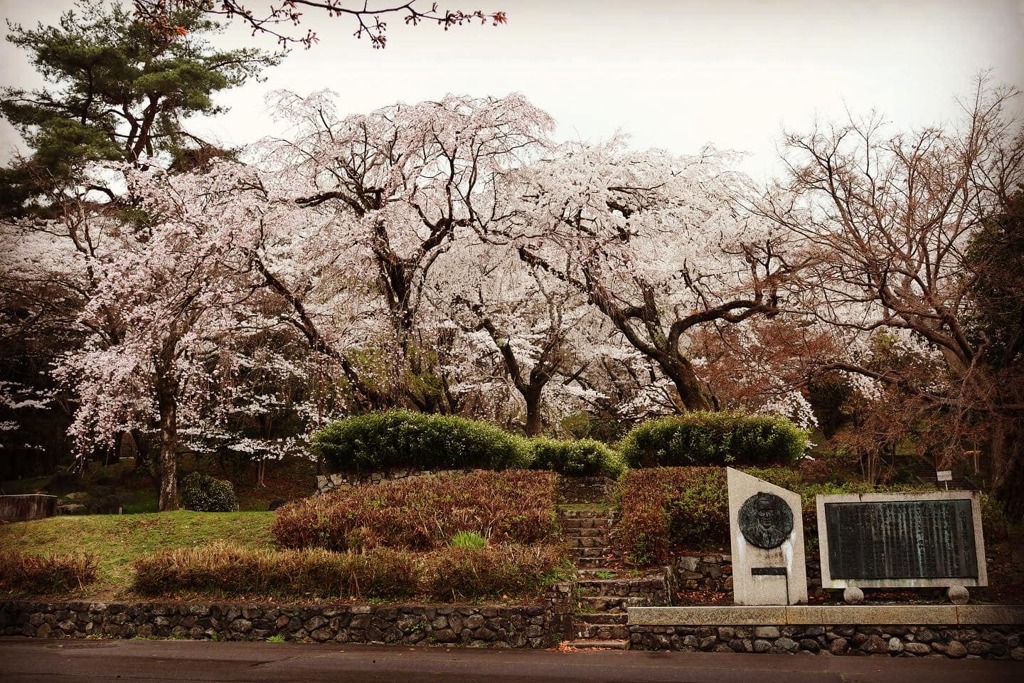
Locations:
936;470;953;482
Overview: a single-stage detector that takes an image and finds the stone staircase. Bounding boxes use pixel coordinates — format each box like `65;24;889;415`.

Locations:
559;506;672;650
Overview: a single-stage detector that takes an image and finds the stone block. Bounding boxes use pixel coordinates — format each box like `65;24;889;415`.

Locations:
956;605;1024;625
628;606;787;626
817;605;957;625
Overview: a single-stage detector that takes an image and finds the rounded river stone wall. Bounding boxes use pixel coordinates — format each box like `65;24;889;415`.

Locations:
629;624;1024;660
1;593;575;648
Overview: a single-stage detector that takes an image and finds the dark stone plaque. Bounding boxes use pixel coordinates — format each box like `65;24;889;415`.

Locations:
751;567;787;576
824;500;978;580
738;492;794;549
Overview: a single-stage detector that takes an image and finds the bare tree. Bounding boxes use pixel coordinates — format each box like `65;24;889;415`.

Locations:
761;78;1024;518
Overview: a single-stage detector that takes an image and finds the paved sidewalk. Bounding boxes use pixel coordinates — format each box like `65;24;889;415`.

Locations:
1;639;1021;682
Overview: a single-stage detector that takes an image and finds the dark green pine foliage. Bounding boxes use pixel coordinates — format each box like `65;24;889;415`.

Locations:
0;0;279;216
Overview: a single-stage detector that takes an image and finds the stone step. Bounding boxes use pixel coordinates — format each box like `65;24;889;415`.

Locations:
575;557;621;569
576;596;649;613
566;639;629;650
569;536;611;549
560;514;616;526
576;577;668;598
558;508;619;520
576;568;626;579
569;548;614;557
574;613;628;625
568;527;612;538
573;623;630;640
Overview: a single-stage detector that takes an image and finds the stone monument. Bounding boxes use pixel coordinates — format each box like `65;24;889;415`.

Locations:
727;468;808;605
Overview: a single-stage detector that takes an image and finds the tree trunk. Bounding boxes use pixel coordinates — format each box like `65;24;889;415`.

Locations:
132;429;159;479
990;415;1024;522
660;356;715;412
523;386;543;436
156;378;179;512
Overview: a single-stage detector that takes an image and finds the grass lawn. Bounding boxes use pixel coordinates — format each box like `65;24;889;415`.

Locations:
0;511;275;600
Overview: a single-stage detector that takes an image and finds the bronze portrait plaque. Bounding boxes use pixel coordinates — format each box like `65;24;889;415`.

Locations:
738;492;794;549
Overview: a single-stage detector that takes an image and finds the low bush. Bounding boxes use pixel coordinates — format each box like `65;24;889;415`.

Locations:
132;542;418;599
312;410;531;474
617;467;728;565
980;492;1010;543
180;472;238;512
422;543;568;601
529;437;625;478
0;551;97;594
132;541;566;600
616;466;808;565
619;412;808;468
272;470;557;551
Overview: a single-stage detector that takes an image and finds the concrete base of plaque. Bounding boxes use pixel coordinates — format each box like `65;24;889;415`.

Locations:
727;468;808;606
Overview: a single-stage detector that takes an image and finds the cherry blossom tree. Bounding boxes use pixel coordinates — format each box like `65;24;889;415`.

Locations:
431;240;603;434
55;162;283;509
257;89;554;411
510;137;805;413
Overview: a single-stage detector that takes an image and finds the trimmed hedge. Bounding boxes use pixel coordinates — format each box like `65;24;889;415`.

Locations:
131;541;566;600
0;551;97;594
312;410;531;474
272;470;558;551
529;437;625;478
180;472;238;512
619;412;808;468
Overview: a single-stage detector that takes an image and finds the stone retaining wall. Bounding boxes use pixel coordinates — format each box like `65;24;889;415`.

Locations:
628;623;1024;659
1;586;574;648
673;554;731;593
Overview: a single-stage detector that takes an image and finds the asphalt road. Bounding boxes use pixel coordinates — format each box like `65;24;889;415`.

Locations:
1;639;1021;683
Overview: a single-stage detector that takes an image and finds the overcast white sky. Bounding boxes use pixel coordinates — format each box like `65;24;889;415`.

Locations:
2;0;1023;180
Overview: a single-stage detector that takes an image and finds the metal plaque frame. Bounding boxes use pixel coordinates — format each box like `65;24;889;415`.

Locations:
816;491;987;589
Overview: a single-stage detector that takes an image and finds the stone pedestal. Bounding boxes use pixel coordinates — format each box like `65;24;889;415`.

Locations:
727;468;808;605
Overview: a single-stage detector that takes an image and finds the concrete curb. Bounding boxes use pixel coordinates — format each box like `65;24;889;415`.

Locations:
628;604;1024;626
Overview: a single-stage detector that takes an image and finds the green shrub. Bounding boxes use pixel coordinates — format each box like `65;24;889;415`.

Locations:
312;410;532;474
450;531;488;549
271;470;557;551
529;437;625;478
179;471;238;512
0;551;97;594
980;492;1010;543
619;412;808;468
